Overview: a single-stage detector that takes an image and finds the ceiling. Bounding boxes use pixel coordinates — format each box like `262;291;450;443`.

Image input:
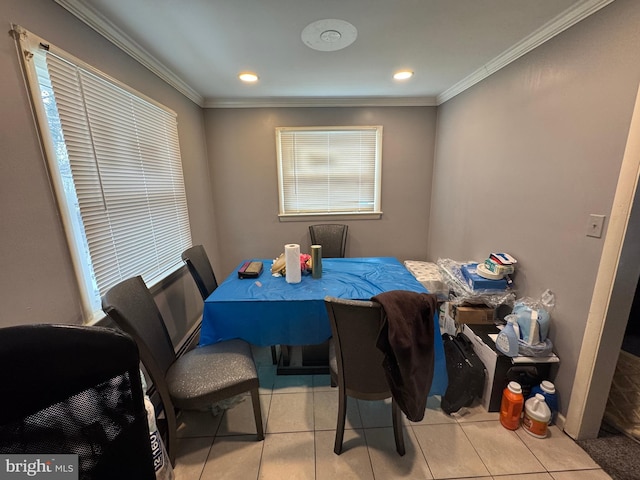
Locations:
55;0;614;107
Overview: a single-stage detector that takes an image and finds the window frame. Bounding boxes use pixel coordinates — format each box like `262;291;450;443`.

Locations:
275;126;383;221
14;26;193;323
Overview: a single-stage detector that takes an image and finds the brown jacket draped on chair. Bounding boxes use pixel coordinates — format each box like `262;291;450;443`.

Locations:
373;290;438;422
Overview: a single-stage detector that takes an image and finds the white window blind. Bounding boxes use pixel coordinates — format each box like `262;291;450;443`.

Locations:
17;28;192;322
276;126;382;217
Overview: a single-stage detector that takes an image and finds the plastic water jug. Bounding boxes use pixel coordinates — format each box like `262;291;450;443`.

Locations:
500;381;524;430
529;380;558;425
522;393;551;438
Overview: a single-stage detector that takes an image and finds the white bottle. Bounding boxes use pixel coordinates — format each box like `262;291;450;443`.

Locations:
496;316;520;357
522;393;551;438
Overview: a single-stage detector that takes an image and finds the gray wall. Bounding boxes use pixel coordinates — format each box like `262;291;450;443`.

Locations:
204;107;437;277
3;0;640;425
429;0;640;416
0;0;217;344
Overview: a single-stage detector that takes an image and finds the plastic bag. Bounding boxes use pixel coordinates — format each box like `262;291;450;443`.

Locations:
510;289;556;356
512;289;555;345
141;372;175;480
436;258;516;308
145;397;175;480
517;338;554;357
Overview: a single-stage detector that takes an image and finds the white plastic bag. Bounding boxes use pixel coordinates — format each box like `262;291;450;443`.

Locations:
141;372;175;480
144;397;175;480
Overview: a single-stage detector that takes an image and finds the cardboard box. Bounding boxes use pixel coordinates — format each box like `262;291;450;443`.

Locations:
462;323;559;412
446;303;496;325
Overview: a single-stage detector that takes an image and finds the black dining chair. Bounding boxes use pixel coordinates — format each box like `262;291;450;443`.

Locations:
0;324;156;479
309;224;348;258
102;276;264;465
181;244;218;300
324;296;405;456
182;244;279;365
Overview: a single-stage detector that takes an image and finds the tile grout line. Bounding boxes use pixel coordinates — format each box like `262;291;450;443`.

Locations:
312;386;317;480
406;422;436;479
255;389;271;480
457;418;508;478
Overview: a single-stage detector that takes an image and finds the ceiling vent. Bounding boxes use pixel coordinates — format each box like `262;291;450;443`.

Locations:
301;19;357;52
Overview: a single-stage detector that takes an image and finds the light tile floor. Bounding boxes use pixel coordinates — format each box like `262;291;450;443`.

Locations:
172;346;611;480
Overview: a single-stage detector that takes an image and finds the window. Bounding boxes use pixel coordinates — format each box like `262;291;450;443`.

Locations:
15;27;192;323
276;126;382;218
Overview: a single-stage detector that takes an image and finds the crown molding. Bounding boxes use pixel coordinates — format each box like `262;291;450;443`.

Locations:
437;0;616;105
203;96;438;109
56;0;613;109
54;0;204;107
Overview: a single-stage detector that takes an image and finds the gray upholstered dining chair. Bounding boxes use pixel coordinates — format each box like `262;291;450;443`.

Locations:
182;244;279;364
309;224;348;258
324;296;405;456
102;276;264;465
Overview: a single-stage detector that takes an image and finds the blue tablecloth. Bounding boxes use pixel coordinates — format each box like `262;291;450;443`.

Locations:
201;257;447;395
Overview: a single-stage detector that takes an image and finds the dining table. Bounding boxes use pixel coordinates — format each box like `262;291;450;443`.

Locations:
200;256;448;396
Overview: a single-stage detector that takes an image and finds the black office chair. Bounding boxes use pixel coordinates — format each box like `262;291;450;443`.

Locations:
102;276;264;465
182;244;279;365
309;224;348;258
0;324;156;479
324;296;405;456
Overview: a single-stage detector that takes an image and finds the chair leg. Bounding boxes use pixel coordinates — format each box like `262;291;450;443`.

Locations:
391;399;406;456
270;345;278;364
250;387;264;441
334;391;347;455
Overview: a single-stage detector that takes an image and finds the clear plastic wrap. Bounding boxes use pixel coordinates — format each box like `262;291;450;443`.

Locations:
436;258;516;308
514;289;556;314
517;338;554;357
511;289;556;356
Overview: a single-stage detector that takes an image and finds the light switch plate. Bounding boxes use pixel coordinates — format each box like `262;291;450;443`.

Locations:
587;214;606;238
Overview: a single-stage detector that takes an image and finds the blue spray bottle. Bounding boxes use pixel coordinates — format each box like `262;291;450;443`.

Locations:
496;314;520;357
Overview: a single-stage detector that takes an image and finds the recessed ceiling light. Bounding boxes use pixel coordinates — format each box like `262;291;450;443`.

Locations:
238;72;259;82
393;71;414;80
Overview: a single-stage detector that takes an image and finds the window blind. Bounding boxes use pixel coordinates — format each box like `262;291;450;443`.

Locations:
276;127;382;216
24;32;192;321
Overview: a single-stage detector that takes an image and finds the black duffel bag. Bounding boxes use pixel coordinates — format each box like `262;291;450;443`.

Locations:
441;331;486;414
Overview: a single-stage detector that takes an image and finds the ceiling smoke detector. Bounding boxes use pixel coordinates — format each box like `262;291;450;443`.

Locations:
301;19;357;52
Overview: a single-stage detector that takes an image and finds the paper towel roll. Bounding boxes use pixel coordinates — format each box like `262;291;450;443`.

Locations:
311;244;322;279
285;243;301;283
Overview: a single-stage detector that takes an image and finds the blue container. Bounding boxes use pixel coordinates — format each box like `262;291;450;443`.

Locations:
529;380;558;425
496;317;520;357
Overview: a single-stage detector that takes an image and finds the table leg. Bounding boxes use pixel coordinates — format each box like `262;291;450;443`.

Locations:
275;342;330;375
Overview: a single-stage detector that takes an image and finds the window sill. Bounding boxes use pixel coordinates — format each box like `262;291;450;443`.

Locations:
278;212;383;222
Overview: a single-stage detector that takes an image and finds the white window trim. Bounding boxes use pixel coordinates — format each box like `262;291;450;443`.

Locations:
14;25;192;323
276;126;383;219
